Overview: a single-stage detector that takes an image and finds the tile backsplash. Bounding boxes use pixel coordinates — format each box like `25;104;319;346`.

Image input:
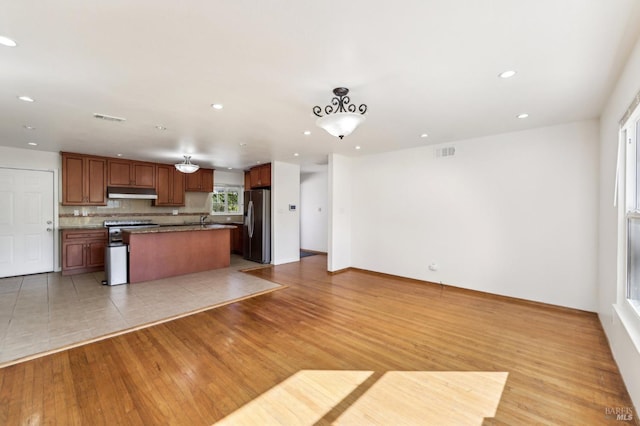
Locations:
59;193;243;227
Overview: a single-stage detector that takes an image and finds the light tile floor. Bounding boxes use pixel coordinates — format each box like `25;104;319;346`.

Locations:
0;255;279;366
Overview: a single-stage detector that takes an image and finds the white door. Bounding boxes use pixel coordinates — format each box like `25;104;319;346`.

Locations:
0;168;55;277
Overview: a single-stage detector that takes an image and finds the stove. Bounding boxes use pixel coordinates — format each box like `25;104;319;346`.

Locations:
104;219;159;244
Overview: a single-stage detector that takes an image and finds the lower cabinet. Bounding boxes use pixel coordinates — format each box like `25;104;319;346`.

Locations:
61;229;108;275
231;225;243;255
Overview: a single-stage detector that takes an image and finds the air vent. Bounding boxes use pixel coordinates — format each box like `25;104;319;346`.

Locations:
435;146;456;158
93;113;126;122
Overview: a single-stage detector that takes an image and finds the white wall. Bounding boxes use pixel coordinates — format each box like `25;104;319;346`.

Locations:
328;154;352;272
350;120;599;311
300;168;328;252
271;161;300;265
598;35;640;411
214;170;244;186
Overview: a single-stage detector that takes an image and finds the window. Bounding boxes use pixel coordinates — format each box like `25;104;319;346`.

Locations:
212;186;242;214
623;112;640;314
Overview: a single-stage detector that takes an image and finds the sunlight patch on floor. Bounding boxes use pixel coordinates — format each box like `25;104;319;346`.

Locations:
215;370;508;425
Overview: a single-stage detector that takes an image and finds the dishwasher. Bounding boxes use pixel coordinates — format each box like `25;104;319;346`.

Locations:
105;242;128;286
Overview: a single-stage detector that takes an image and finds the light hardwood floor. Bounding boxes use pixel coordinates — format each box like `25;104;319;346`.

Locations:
0;254;636;425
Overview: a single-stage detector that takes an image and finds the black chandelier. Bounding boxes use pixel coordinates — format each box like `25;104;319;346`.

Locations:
312;87;368;139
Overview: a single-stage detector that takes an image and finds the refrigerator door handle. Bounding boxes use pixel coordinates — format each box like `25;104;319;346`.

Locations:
248;200;254;238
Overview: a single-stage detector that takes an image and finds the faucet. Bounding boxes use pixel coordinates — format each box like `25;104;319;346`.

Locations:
200;215;208;225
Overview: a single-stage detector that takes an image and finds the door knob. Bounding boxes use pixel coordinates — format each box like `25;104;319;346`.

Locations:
46;228;53;232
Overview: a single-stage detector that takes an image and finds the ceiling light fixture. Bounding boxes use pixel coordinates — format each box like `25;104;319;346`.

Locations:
18;96;34;102
499;70;517;79
313;87;367;139
420;133;428;138
294;153;299;157
155;125;166;130
517;113;529;119
211;103;223;110
0;35;17;47
175;155;200;174
355;146;361;150
23;125;35;130
303;130;311;136
27;142;38;146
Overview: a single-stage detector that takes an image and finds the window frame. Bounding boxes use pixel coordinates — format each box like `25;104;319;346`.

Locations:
211;185;243;215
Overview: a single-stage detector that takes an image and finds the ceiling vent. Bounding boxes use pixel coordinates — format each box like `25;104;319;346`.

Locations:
435;146;456;158
93;113;126;122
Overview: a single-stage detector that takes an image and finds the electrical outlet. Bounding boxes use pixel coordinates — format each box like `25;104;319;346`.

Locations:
172;209;178;216
73;210;80;216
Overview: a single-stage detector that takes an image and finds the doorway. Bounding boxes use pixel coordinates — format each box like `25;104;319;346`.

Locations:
0;168;55;277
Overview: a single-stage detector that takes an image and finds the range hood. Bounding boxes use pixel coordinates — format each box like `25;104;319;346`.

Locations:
107;186;158;200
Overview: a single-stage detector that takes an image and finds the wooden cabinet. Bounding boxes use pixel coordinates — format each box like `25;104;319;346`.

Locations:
61;153;107;205
230;225;243;254
61;229;108;275
244;171;251;190
154;165;185;206
107;159;155;188
185;168;214;192
248;163;271;189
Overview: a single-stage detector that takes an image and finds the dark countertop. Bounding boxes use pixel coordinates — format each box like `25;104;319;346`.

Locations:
123;224;237;234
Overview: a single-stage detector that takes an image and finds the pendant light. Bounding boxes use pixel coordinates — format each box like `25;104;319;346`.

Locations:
313;87;367;139
175;155;200;174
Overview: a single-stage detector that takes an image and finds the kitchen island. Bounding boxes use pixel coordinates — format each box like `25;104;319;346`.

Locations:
122;225;236;283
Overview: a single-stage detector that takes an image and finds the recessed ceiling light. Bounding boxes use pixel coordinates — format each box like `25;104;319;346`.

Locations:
27;142;38;146
294;153;299;157
355;146;361;150
239;143;247;147
155;125;166;130
23;125;35;130
517;113;529;119
116;153;123;157
303;130;311;135
420;133;428;138
227;167;233;170
18;96;34;103
0;36;17;47
499;70;517;79
256;161;261;164
211;103;223;110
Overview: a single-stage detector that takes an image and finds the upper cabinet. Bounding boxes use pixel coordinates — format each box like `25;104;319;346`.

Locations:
61;152;107;205
107;159;155;188
185;168;214;192
154;164;185;206
248;163;271;189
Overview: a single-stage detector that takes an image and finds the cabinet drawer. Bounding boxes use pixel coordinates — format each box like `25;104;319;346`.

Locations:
62;229;107;241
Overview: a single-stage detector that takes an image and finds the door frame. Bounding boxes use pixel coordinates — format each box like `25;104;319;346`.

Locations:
0;166;59;273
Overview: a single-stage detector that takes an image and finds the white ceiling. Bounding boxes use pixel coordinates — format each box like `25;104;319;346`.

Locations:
2;0;640;172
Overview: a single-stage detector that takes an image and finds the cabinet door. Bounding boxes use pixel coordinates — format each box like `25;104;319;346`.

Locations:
244;171;251;190
250;167;261;188
171;168;185;205
132;162;155;187
185;171;202;191
62;154;86;204
86;240;106;268
107;159;133;186
62;242;86;270
86;157;107;204
201;169;214;192
154;165;172;205
259;164;271;187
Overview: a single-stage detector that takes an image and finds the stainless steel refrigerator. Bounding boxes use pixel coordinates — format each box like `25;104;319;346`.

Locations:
243;189;271;263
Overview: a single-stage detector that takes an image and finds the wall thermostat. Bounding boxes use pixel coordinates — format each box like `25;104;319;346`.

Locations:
289;204;296;211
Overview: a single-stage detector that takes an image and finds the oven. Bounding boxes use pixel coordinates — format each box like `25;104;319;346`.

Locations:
103;220;159;285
